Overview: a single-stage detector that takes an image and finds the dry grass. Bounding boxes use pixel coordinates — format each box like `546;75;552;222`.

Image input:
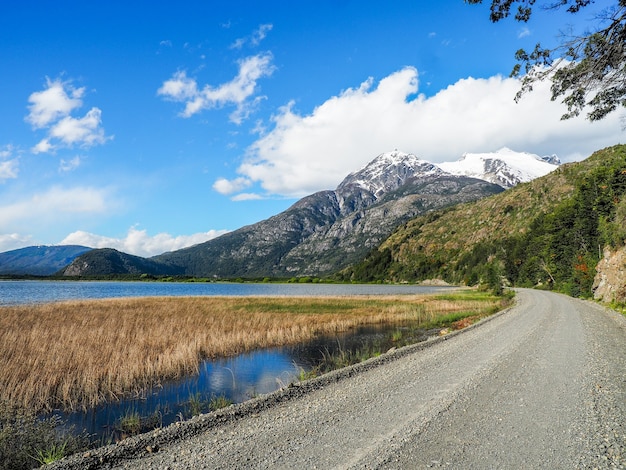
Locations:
0;292;505;413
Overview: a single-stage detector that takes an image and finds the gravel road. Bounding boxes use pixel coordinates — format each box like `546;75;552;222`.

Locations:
52;289;625;469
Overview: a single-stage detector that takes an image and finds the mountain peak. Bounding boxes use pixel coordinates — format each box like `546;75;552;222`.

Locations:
338;150;444;198
438;148;560;188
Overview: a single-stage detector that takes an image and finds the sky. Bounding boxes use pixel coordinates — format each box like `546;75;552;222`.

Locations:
1;0;624;256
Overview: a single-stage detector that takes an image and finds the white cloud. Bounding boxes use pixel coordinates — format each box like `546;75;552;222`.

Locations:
158;53;275;124
0;159;19;181
0;186;113;230
60;226;229;257
225;67;624;198
31;139;53;154
59;156;81;172
0;145;19;181
26;77;84;129
231;193;264;201
230;24;273;49
251;24;273;46
0;144;15;159
158;71;198;101
230;37;246;50
212;176;252;195
27;78;110;154
0;233;34;253
49;108;107;147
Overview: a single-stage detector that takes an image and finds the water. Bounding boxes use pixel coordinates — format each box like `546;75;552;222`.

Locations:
54;322;429;443
0;280;451;306
0;280;453;442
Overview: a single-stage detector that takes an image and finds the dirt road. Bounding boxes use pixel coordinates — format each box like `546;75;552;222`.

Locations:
54;289;625;469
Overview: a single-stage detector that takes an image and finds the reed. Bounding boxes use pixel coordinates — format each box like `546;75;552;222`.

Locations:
0;290;507;413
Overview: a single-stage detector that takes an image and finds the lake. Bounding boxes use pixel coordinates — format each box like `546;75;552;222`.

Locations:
0;280;453;306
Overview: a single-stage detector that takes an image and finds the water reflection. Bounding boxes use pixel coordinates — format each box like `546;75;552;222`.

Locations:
54;322;432;443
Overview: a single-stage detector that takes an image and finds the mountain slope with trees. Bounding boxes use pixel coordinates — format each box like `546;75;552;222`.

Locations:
342;144;626;298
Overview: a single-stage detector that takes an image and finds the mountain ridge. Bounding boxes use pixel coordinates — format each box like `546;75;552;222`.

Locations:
62;148;528;277
3;148;559;277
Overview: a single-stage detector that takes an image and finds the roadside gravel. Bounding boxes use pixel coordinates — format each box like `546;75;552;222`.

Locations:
50;289;625;469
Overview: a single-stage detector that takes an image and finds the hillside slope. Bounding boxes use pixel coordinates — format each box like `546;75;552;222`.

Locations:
60;248;182;276
343;144;626;298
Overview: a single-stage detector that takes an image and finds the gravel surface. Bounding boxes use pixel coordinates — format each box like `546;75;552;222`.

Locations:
50;289;625;469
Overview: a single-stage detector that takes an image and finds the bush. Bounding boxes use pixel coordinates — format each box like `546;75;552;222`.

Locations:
0;401;88;470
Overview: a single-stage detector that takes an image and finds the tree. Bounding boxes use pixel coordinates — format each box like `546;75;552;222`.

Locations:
466;0;626;121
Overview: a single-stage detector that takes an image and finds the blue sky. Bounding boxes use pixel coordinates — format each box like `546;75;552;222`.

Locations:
1;0;623;256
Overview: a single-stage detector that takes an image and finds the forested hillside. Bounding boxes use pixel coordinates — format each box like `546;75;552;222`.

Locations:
341;145;626;298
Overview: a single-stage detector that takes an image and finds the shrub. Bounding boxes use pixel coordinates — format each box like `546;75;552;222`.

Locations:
0;401;88;470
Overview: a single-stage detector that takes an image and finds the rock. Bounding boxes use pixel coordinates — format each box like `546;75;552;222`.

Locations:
592;246;626;303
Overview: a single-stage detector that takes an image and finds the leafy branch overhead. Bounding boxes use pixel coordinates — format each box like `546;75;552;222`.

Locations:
466;0;626;121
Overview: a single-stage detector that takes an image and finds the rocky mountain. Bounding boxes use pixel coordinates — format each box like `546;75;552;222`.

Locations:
0;245;91;276
438;147;560;188
62;151;505;278
343;144;626;300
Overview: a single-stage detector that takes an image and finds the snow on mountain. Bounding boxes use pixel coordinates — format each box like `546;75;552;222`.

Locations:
437;147;560;188
338;150;445;198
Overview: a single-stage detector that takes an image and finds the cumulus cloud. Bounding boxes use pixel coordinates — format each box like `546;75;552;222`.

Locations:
158;53;275;124
26;78;84;128
27;78;110;154
212;176;252;195
222;66;624;198
48;108;106;147
60;226;229;257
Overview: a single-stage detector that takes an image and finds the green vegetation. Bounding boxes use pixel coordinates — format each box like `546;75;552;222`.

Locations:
209;394;233;411
294;289;513;381
0;401;88;470
114;408;162;440
117;409;142;435
32;441;68;466
467;1;626;122
343;145;626;299
181;392;232;419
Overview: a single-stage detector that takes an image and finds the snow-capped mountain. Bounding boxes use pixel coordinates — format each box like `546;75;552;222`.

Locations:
437;147;561;188
338;150;445;198
60;147;558;278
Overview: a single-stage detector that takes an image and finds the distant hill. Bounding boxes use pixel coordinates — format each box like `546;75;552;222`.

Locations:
60;248;183;276
0;245;92;276
342;144;626;299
